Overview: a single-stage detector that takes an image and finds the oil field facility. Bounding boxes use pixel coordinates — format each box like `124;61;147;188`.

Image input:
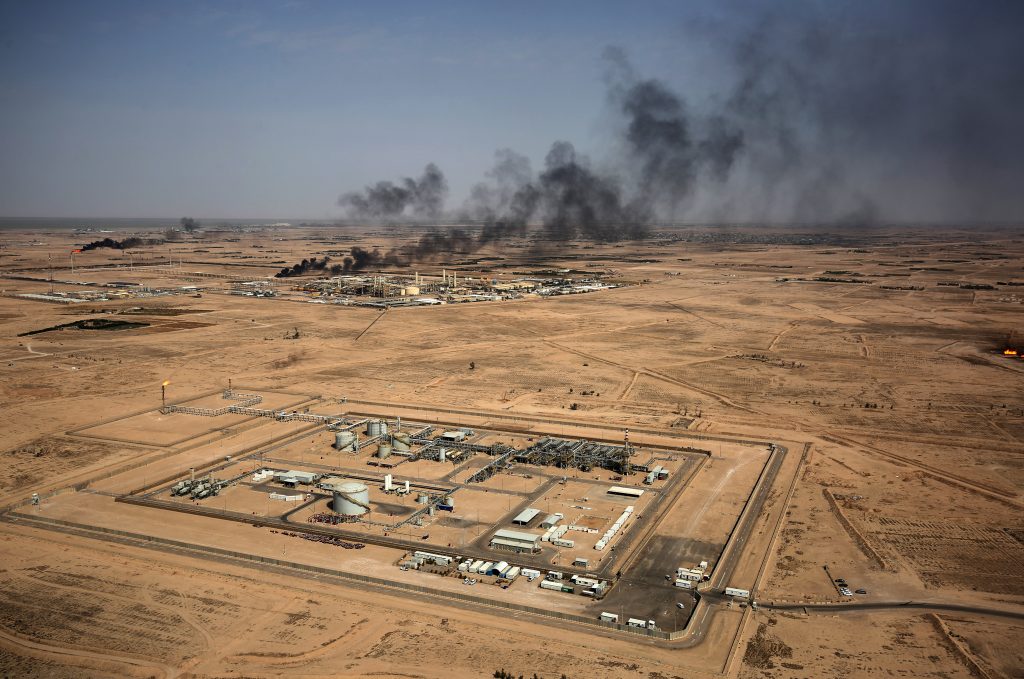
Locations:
9;385;788;639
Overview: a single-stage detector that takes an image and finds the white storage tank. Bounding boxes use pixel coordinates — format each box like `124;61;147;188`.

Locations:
366;420;388;437
332;481;370;516
392;433;412;452
377;443;392;459
333;430;356;451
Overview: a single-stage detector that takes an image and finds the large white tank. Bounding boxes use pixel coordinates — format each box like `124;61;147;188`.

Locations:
392;433;411;452
377;443;392;459
366;420;388;437
332;481;370;516
333;431;356;451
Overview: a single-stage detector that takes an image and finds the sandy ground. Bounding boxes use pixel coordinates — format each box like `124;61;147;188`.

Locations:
1;224;1023;677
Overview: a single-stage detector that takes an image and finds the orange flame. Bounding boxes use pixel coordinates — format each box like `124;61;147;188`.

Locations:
162;380;171;386
1004;349;1018;356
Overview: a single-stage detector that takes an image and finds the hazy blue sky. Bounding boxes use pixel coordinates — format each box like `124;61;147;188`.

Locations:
1;1;1022;222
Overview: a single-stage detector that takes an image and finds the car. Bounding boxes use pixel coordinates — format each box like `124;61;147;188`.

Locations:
839;588;853;596
676;602;686;609
834;578;847;585
855;588;867;595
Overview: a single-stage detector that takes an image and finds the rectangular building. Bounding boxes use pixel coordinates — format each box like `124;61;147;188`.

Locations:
539;513;561;529
607;485;645;498
512;507;541;525
490;528;541;553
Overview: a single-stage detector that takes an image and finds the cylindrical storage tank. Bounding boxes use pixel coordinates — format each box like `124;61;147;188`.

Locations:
377;443;392;459
392;433;411;452
416;493;430;504
332;482;370;516
443;495;454;508
333;431;356;451
366;420;388;437
438;448;446;463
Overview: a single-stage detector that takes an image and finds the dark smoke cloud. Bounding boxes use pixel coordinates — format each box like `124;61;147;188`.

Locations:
536;141;647;242
335;1;1024;262
603;46;744;220
80;237;150;251
682;0;1024;224
465;149;540;244
276;256;335;278
338;163;449;219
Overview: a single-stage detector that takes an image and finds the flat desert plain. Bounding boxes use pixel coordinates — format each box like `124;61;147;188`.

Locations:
0;224;1022;679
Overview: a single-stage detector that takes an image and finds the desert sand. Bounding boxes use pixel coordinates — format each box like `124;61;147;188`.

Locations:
1;223;1022;678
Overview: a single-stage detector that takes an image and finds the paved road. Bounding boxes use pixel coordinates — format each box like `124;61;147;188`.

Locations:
763;600;1024;621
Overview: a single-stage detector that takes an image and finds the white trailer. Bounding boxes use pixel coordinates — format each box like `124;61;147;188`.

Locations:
674;579;693;589
725;587;751;599
521;568;541;579
627;618;647;628
545;571;564;581
539;579;564;591
600;612;619;623
469;559;484;573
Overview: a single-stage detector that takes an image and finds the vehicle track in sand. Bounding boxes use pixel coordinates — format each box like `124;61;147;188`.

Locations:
0;625;177;678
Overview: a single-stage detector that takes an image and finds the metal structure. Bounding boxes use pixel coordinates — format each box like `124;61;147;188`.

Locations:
330;481;370;516
333;430;357;451
515;437;633;475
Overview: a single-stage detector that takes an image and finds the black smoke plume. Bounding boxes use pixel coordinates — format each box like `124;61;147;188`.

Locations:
536;141;648;242
339;164;449;219
603;46;744;220
276;256;335;278
337;2;1024;258
80;237;149;251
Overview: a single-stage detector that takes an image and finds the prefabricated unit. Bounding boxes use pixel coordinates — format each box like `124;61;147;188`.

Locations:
600;612;619;623
725;587;751;599
539;513;562;529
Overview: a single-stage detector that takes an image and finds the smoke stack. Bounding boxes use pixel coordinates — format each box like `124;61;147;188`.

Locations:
385;474;393;492
404;480;410;492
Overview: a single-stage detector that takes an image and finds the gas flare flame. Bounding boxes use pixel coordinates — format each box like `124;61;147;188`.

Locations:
162;380;171;386
1003;349;1018;356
